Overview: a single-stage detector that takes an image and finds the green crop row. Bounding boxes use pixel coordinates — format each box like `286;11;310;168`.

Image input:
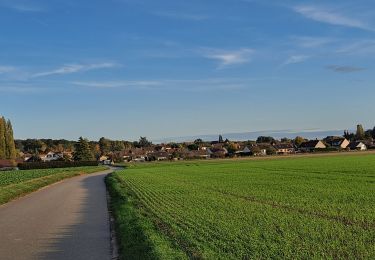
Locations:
108;154;375;259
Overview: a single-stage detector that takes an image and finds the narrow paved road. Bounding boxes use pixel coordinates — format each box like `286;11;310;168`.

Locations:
0;169;113;260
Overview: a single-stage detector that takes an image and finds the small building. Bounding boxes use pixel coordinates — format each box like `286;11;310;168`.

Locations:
99;155;108;162
273;143;295;154
324;137;350;149
238;145;266;156
348;141;367;151
0;159;17;168
187;150;210;159
299;140;326;152
207;148;228;158
40;152;62;162
148;152;170;161
103;159;115;165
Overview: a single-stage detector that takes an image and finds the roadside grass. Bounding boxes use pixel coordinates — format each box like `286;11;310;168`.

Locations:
107;154;375;259
0;166;107;205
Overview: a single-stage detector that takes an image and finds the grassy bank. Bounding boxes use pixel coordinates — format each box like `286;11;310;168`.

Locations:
107;154;375;259
0;166;107;205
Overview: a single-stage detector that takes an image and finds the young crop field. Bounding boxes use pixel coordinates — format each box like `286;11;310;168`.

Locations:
0;166;106;205
107;154;375;259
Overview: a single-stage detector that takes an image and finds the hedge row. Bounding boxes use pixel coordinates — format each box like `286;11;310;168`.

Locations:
18;161;99;170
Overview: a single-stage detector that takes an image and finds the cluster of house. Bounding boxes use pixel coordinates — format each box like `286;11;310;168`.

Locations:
98;136;372;163
14;136;372;166
20;151;73;162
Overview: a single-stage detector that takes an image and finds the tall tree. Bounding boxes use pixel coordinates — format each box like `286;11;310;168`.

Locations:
74;137;95;161
99;137;111;155
111;141;125;152
0;117;6;159
138;137;152;148
256;136;275;144
5;119;16;159
356;124;365;140
294;136;306;146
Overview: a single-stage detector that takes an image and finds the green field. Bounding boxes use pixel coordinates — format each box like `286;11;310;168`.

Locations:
107;154;375;259
0;166;107;205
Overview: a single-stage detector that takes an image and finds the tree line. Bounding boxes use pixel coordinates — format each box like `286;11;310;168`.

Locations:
344;124;375;141
0;116;16;160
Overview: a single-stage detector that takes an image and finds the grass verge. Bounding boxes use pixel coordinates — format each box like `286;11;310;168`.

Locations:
0;166;107;205
106;173;188;260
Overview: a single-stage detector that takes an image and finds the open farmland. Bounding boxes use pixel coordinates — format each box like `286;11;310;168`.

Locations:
107;154;375;259
0;166;107;205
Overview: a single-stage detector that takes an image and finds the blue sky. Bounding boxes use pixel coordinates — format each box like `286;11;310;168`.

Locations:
0;0;374;141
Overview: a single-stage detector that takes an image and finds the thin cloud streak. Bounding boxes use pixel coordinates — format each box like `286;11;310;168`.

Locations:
153;11;210;21
202;48;254;68
0;66;16;74
32;63;118;78
293;5;373;31
0;0;44;12
0;85;45;93
72;81;162;89
73;78;274;92
282;55;310;66
326;65;366;73
291;36;334;48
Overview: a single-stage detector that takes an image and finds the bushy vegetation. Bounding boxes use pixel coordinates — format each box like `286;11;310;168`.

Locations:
0;116;16;160
0;166;106;204
18;161;98;170
108;155;375;259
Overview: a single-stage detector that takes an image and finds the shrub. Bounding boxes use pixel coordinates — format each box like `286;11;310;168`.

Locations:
18;161;98;170
314;147;339;153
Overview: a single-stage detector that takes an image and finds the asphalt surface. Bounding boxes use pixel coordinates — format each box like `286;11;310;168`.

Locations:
0;169;113;260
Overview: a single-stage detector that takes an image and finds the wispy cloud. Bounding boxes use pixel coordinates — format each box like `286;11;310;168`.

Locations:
0;66;16;74
32;63;118;78
282;55;310;66
72;80;161;89
73;78;253;92
291;36;334;48
0;0;44;12
336;40;375;55
326;65;366;73
202;48;254;68
293;5;373;31
153;11;210;21
0;85;46;93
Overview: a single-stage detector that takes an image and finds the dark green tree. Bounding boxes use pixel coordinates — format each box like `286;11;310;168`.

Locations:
194;139;203;145
344;130;355;141
111;140;125;152
293;136;306;146
138;137;152;147
74;137;95;161
5;119;16;159
257;136;275;144
187;143;199;151
0;117;6;159
356;124;365;140
281;137;291;143
266;146;277;155
225;143;237;154
99;137;111;155
365;130;373;140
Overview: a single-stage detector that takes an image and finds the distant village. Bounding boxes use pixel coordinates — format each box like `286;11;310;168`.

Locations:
4;124;373;167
